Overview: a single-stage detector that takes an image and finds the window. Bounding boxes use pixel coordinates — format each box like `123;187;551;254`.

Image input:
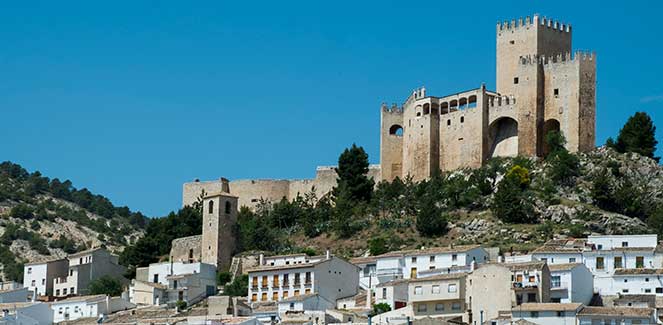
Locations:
273;275;279;287
657;288;663;294
622;289;629;293
261;293;267;301
429;256;435;263
56;289;60;296
382;288;387;299
70;269;73;276
509;40;515;44
432;285;440;294
645;289;651;293
596;257;604;270
153;274;159;283
188;249;194;261
516;274;523;282
540;258;547;263
636;256;644;268
414;286;423;295
554;88;559;97
410;268;417;279
173;280;178;289
283;274;289;286
527;293;536;302
305;272;311;284
448;284;457;293
294;290;300;297
63;288;68;295
225;201;232;214
447;119;451;126
451;254;457;262
622;241;628;247
27;267;32;274
305;288;311;294
283;291;289;298
289;302;295;310
294;273;300;285
42;279;45;285
528;276;536;283
262;276;268;288
429;266;435;270
435;303;444;311
417;304;427;312
452;302;461;311
59;307;63;314
597;244;603;250
31;280;35;286
272;292;278;300
460;116;464;123
551;276;561;288
252;277;258;288
412;257;417;263
614;256;623;269
569;257;576;263
208;200;214;214
646;278;650;282
530;311;539;318
70;287;74;294
513;77;519;84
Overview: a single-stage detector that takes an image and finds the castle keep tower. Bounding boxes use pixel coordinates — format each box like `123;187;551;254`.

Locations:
379;14;596;182
201;179;238;270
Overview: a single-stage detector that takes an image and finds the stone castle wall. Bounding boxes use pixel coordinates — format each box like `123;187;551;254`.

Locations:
170;235;202;264
182;165;381;209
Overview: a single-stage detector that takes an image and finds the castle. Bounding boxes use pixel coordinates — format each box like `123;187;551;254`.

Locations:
381;14;596;181
183;14;596;208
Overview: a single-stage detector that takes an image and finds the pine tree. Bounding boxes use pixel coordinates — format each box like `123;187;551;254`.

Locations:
333;144;374;202
614;112;659;162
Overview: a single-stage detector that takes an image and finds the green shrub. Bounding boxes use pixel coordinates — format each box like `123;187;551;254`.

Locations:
224;274;248;297
217;271;232;286
88;275;123;296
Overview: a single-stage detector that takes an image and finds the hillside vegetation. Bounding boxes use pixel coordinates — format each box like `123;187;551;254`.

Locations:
0;162;148;281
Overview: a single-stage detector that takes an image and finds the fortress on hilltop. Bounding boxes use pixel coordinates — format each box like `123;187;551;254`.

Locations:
183;14;596;208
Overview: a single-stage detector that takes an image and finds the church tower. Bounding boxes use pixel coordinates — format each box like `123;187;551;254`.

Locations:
201;178;238;270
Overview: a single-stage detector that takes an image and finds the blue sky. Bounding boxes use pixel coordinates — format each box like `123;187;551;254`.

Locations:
1;1;661;217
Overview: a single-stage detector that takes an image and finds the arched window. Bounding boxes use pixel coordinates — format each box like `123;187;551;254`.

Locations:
225;201;232;214
460;116;465;123
468;95;478;108
459;98;468;110
208;200;214;214
423;103;430;115
389;124;404;137
440;102;449;115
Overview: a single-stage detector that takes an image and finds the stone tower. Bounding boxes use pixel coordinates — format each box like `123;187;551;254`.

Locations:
201;178;238;271
380;103;404;182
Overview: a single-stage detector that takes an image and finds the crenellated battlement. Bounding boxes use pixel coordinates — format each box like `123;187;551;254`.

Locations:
519;50;596;66
497;14;571;33
381;102;403;114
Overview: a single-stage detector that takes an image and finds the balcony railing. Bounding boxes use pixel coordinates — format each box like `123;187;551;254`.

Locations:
512;282;538;289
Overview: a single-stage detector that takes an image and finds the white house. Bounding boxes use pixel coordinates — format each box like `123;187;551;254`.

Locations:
130;261;217;306
276;293;332;324
375;278;409;311
52;248;127;298
23;258;68;298
247;252;358;305
0;302;53;325
352;245;488;290
50;295;134;323
510;302;582;325
600;269;663;296
547;263;594;304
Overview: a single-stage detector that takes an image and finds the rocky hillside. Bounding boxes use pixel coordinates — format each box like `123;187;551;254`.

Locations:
281;147;663;258
0;162;147;281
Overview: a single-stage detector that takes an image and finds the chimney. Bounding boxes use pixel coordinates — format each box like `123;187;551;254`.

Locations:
220;178;230;193
259;253;264;266
325;249;331;260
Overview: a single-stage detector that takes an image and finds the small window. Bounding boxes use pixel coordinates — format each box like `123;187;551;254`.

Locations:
452;254;457;262
447;119;451;126
27;267;32;274
513;77;519;84
435;303;444;311
657;288;663;294
412;257;417;263
460;116;464;123
452;302;461;311
432;285;440;294
646;278;650;282
622;241;628;247
208;200;214;214
448;284;457;293
596;257;604;270
225;201;232;214
429;256;435;262
414;286;423;295
509;40;515;44
645;288;651;293
554;88;559;97
569;257;576;263
416;112;421;117
382;288;387;299
623;289;629;293
417;304;427;312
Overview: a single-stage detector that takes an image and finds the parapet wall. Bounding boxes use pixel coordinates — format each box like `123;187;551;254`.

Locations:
182;165;382;209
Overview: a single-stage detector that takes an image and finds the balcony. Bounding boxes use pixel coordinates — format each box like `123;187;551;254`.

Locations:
551;281;569;291
512;282;538;290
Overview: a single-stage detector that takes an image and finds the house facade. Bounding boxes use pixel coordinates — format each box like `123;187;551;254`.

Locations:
247;253;358;306
130;261;217;306
52;248;127;297
547;263;593;304
23;258;68;298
